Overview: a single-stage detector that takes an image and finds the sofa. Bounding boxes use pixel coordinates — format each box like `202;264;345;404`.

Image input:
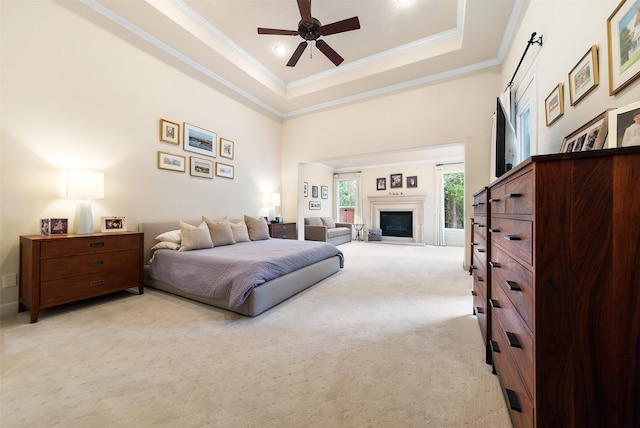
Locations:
304;217;352;246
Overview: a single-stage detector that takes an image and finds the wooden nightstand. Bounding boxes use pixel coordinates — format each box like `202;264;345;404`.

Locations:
19;231;144;323
268;222;296;239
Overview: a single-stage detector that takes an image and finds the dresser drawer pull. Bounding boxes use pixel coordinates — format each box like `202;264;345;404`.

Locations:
472;203;478;207
477;248;485;253
477;276;484;282
90;280;105;286
489;299;500;308
504;193;522;199
471;265;478;270
90;242;105;247
471;290;478;296
489;261;501;268
475;306;484;314
488;228;500;233
476;224;484;228
506;280;521;291
506;332;522;348
504;235;521;241
490;340;500;353
488;198;500;203
89;260;104;267
506;389;522;412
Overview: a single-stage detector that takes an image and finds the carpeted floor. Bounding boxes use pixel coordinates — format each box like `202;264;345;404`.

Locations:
0;242;510;427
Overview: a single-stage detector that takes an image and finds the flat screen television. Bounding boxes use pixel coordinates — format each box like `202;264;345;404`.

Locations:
495;97;517;178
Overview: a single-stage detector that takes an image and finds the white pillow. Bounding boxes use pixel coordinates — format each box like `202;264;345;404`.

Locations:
178;221;213;251
155;229;181;244
151;241;180;251
244;215;270;241
230;221;250;243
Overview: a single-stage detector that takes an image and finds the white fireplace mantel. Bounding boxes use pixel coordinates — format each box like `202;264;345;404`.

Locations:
367;195;427;244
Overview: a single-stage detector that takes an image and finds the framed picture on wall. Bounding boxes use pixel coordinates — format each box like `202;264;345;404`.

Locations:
158;151;186;172
376;177;386;190
183;122;216;157
407;176;418;188
190;156;213;178
606;0;640;95
159;119;180;144
219;138;234;159
303;182;308;197
309;201;321;210
568;45;599;106
544;83;564;126
390;173;403;188
312;185;318;198
215;162;234;179
321;185;328;199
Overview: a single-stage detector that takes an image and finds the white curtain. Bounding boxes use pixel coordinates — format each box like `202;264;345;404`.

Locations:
434;165;446;246
333;174;339;220
355;172;362;224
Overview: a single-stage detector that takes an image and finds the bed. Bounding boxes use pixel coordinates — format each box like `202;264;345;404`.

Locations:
139;219;344;316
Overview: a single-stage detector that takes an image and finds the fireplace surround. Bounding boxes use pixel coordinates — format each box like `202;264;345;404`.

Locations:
367;195;426;244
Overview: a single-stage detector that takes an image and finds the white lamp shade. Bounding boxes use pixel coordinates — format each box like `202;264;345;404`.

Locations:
262;192;281;207
66;170;104;199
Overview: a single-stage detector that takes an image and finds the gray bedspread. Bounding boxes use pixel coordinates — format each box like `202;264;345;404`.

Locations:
149;239;344;308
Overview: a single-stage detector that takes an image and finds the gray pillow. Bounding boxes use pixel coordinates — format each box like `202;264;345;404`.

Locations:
305;217;323;226
320;217;336;229
203;216;236;246
244;215;270;241
178;221;213;251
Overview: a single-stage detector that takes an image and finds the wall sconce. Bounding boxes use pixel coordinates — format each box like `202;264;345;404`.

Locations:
262;192;281;222
65;169;104;234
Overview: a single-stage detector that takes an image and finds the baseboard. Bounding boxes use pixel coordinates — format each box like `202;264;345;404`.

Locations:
0;301;19;316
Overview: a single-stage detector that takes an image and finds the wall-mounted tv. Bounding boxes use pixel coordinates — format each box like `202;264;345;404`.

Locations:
495;97;517;178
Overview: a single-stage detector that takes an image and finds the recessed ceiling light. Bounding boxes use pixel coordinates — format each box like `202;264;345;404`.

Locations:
274;44;289;56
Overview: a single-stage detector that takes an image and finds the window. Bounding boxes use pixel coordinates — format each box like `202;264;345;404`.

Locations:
338;179;356;223
444;172;464;229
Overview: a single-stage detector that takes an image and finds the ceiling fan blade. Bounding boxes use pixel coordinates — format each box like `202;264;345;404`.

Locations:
320;16;360;36
316;39;344;66
297;0;313;27
287;41;308;67
257;28;299;36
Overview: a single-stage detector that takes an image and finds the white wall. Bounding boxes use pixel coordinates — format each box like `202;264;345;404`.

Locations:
0;1;282;310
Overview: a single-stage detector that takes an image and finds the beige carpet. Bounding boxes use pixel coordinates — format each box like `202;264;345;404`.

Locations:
1;242;510;427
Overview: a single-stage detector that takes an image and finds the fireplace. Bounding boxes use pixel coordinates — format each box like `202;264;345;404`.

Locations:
380;211;413;237
367;195;426;244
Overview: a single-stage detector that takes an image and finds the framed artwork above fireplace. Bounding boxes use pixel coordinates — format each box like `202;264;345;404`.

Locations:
390;173;403;188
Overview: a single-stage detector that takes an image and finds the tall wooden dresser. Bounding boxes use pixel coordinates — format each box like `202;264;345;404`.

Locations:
471;187;491;364
483;146;640;427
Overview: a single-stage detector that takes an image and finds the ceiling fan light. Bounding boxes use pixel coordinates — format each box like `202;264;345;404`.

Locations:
274;44;289;56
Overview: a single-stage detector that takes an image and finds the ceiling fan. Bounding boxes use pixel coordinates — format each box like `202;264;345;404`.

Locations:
257;0;360;67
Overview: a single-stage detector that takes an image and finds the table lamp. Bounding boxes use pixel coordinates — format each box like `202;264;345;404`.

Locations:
263;192;281;222
65;169;104;234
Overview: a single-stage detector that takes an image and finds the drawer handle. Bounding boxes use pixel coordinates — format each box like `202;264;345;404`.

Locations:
490;340;500;353
506;389;522;412
477;276;484;282
471;290;478;296
504;193;522;199
488;198;500;203
89;260;104;267
489;299;500;308
489;261;501;268
471;265;478;270
477;248;485;253
506;332;522;348
472;203;478;207
505;235;521;241
488;228;500;233
475;306;484;314
476;224;484;228
506;280;521;291
90;242;105;247
90;280;105;286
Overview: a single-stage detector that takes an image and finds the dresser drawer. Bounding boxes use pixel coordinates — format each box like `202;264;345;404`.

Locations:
490;218;533;265
492;286;534;399
472;284;488;341
491;337;534;428
41;235;141;257
473;233;487;256
40;249;139;281
473;215;487;239
40;268;140;307
473;190;487;215
505;171;533;215
491;246;533;331
489;183;506;214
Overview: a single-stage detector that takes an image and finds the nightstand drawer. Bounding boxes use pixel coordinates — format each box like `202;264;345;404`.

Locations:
41;235;140;257
40;249;139;281
40;268;140;307
269;223;297;239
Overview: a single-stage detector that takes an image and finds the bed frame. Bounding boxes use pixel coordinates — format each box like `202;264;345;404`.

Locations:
139;220;342;316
